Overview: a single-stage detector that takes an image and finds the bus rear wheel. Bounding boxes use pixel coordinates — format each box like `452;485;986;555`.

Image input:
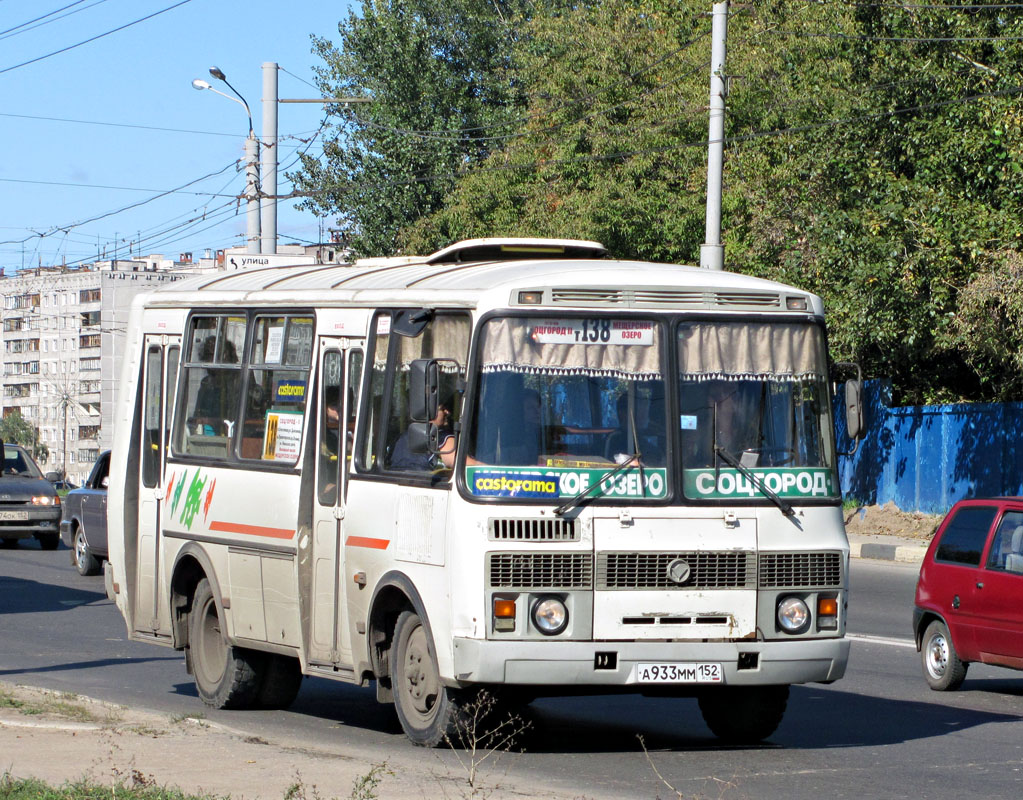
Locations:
391;610;462;747
189;578;262;709
698;685;789;744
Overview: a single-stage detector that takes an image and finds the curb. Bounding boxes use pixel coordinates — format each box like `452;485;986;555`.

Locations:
849;540;927;564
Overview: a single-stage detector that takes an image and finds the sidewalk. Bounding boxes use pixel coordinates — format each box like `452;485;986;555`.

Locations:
848;532;929;564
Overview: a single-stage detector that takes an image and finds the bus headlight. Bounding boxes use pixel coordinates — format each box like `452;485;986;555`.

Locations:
777;596;810;634
531;596;568;636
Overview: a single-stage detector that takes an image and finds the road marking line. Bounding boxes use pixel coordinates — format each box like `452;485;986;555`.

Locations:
847;632;916;649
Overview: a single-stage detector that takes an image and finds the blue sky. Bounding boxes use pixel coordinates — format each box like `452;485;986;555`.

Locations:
0;0;355;271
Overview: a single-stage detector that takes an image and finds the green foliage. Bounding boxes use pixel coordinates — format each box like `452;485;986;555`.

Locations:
0;774;224;800
288;0;534;257
0;411;46;460
306;0;1023;402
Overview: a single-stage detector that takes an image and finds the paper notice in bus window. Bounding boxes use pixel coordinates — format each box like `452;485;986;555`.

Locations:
262;409;303;461
530;319;654;345
265;327;284;363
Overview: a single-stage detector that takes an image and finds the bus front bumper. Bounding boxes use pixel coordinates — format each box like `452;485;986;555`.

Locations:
451;636;850;687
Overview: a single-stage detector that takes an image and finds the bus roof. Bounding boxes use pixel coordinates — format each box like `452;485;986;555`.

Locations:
137;239;822;316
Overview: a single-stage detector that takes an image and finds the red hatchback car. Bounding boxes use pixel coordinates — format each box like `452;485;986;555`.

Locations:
914;498;1023;690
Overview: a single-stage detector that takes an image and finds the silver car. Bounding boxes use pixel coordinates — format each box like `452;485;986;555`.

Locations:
59;451;110;575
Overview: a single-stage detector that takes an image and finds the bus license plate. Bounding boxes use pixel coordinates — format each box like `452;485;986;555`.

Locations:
635;662;723;683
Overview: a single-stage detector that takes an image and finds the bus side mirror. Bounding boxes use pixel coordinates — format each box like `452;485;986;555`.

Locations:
845;378;864;441
409;359;439;423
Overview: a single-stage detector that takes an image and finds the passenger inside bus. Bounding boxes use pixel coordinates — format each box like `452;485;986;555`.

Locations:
389;395;456;471
190;337;239;436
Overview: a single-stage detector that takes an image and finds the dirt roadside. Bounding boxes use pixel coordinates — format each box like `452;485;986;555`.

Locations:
843;503;942;541
0;682;591;800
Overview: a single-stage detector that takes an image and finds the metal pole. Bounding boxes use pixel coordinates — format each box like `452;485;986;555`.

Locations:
700;1;728;271
245;134;261;254
261;62;278;254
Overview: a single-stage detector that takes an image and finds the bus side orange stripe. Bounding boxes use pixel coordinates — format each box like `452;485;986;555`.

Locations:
346;536;390;550
208;520;295;539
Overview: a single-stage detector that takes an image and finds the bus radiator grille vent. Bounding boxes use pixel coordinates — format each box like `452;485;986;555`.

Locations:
549;288;782;310
487;552;593;589
758;551;843;588
596;551;755;590
489;518;577;542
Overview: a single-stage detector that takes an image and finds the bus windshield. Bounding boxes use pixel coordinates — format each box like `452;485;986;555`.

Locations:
465;316;669;503
678;321;838;502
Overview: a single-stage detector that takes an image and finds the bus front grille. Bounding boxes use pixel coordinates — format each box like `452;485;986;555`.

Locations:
489;517;577;542
487;552;593;589
596;551;756;590
758;551;843;588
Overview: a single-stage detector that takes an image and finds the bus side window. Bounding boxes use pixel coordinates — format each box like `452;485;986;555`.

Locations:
356;312;469;477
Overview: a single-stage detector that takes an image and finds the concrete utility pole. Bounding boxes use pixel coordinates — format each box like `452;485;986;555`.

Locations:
700;1;729;271
261;62;278;255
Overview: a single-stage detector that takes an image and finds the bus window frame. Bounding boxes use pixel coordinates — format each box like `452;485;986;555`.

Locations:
671;313;842;510
169;308;315;473
353;308;471;487
455;309;676;509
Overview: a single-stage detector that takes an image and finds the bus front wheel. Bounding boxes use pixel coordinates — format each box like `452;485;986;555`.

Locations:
391;610;462;747
698;685;789;744
189;578;262;709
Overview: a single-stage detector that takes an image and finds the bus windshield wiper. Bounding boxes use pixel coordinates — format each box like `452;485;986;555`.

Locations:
714;446;795;517
554;454;640;516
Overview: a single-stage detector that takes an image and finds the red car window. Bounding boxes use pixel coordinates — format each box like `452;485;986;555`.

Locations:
934;505;997;566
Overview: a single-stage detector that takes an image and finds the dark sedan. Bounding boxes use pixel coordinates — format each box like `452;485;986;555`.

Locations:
0;444;62;549
59;451;110;575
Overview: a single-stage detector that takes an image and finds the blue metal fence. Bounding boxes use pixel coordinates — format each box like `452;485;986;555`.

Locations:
838;381;1023;514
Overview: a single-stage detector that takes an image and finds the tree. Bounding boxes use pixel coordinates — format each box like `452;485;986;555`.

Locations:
0;411;48;463
288;0;535;257
399;0;1023;404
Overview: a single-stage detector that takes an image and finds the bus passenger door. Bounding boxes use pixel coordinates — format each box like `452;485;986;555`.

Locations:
308;340;363;667
133;336;179;638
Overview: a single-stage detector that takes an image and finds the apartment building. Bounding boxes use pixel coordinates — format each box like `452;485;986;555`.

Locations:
0;244;341;483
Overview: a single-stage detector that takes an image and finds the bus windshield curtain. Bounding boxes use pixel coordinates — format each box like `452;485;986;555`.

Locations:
678;322;826;382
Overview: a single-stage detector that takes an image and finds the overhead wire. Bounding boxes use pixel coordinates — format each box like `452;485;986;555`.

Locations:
0;0;112;42
0;0;195;76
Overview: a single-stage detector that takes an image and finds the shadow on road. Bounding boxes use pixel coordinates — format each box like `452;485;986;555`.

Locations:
255;682;1022;752
0;655;180;678
0;575;104;614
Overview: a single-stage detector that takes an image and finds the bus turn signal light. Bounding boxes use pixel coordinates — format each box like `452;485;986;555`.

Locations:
817;596;839;629
494;599;516;632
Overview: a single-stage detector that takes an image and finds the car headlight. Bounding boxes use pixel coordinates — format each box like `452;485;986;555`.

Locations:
777;596;810;634
531;596;568;636
31;495;59;506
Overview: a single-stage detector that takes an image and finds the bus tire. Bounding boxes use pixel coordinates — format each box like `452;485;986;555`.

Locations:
391;610;462;747
257;654;303;709
698;685;789;744
188;578;262;709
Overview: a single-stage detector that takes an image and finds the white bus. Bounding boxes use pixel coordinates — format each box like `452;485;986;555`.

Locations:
108;238;860;746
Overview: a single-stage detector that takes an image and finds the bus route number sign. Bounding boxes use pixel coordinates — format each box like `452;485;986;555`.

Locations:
530;319;654;345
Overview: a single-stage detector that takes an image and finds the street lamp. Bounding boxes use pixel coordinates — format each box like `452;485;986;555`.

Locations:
192;66;261;254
